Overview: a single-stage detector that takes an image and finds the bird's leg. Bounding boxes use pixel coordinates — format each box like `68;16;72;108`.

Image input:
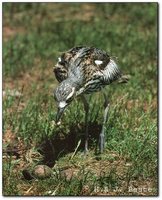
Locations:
81;95;89;154
99;92;110;153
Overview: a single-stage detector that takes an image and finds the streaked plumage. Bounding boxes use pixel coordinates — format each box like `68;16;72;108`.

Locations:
54;46;121;96
53;46;127;153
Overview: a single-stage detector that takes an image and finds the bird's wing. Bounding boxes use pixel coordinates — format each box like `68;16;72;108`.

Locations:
99;58;122;84
54;46;86;83
53;64;68;83
73;47;121;84
72;47;122;95
54;46;121;85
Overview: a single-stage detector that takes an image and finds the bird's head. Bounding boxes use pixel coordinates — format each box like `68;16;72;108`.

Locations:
54;81;76;124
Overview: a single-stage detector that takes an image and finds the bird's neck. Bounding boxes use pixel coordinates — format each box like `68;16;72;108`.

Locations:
65;76;83;90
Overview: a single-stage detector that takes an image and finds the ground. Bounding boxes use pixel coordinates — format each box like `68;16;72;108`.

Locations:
2;2;158;196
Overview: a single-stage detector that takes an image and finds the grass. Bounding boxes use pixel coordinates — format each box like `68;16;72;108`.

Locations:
2;2;158;196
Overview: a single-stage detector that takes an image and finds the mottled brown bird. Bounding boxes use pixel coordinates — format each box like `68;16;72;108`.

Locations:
53;46;128;153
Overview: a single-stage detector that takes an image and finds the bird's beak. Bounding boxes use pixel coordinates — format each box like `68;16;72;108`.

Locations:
55;107;65;124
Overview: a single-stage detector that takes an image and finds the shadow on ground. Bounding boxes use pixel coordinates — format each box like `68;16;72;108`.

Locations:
38;122;102;167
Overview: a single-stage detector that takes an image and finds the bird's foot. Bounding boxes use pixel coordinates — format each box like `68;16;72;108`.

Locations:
84;148;89;156
56;121;61;125
79;149;88;158
51;120;61;126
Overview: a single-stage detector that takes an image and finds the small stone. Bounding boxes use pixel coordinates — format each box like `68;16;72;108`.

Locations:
32;165;52;179
60;168;74;181
125;162;132;167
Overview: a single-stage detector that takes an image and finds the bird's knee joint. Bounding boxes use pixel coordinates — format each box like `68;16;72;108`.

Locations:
100;133;105;139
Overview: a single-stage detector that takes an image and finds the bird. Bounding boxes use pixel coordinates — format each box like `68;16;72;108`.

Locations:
53;46;128;154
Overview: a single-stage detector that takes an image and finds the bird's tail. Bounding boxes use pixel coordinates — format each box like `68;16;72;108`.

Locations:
117;74;131;84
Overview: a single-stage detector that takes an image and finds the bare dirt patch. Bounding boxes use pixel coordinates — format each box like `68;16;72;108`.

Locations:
3;26;26;41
